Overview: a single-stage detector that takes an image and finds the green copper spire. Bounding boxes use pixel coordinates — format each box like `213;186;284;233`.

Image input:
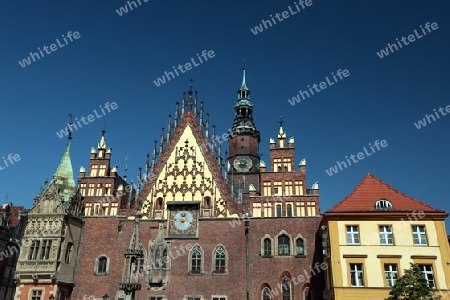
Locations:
241;67;249;91
236;67;252;107
52;121;76;202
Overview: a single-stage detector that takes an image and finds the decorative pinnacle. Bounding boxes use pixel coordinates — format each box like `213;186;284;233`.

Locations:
189;78;194;95
278;116;284;127
241;67;248;90
68;113;74;140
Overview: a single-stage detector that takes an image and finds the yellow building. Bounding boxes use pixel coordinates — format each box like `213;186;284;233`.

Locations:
321;174;450;300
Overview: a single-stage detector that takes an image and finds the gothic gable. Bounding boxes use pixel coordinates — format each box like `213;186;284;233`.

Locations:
140;111;238;219
28;181;67;216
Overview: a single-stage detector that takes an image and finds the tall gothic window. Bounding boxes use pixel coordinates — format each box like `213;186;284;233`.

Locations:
287;204;292;217
282;278;291;300
304;287;311;300
296;238;305;256
262;288;271;300
278;234;290;255
276;205;282;217
263;238;272;256
214;246;226;273
96;256;108;274
191;246;202;274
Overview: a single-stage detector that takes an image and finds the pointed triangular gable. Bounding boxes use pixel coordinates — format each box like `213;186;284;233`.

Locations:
140;110;239;218
28;182;68;215
326;173;446;216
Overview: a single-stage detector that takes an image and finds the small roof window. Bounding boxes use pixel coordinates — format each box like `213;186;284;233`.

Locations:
375;199;393;210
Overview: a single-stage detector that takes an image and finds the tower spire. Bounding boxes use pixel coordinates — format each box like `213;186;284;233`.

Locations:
53;115;76;202
241;66;249;92
232;67;258;140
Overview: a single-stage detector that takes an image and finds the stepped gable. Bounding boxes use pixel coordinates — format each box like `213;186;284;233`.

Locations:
326;173;447;217
138;109;240;217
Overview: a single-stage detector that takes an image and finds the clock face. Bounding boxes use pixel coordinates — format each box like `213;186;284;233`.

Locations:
233;156;252;172
173;211;193;231
168;205;199;238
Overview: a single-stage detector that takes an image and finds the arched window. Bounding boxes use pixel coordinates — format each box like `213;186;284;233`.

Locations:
214;246;226;273
278;234;290;255
204;196;211;207
156;198;163;210
96;256;108;274
263;238;272;256
191;246;202;274
304;287;311;300
94;204;100;215
262;288;271;300
282;278;291;300
276;205;282;217
287;204;292;217
296;238;305;256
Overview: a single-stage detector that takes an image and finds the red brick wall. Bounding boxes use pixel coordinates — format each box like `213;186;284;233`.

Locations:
247;217;324;300
73;213;324;300
72;217;248;299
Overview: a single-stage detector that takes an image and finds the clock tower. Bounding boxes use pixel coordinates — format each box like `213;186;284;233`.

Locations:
227;68;261;204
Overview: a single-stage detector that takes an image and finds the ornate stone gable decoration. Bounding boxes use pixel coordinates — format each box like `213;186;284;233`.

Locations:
139;115;239;219
28;182;67;216
167;202;199;238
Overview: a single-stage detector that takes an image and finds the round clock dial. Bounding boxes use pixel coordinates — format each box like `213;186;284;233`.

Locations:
173;211;194;231
233;156;252;172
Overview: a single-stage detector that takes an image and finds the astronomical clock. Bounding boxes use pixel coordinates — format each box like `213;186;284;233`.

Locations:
167;202;199;238
233;155;253;172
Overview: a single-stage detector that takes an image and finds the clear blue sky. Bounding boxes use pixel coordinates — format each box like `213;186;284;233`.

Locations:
1;0;449;227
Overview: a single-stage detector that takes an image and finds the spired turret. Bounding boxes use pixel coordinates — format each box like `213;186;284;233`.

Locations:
227;68;261;205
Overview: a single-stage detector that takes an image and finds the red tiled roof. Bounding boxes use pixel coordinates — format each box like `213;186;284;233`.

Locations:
326;173;445;214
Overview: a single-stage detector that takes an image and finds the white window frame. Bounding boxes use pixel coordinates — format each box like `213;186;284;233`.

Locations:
346;225;360;245
350;263;364;287
379;225;394;245
412;225;427;245
384;264;398;287
30;289;43;300
419;264;435;288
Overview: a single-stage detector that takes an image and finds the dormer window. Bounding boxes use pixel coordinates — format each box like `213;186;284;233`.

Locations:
375;199;393;210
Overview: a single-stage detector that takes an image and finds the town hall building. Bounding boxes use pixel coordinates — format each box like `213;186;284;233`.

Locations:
9;70;450;300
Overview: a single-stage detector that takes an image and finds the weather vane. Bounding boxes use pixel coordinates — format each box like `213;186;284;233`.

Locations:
278;115;284;127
